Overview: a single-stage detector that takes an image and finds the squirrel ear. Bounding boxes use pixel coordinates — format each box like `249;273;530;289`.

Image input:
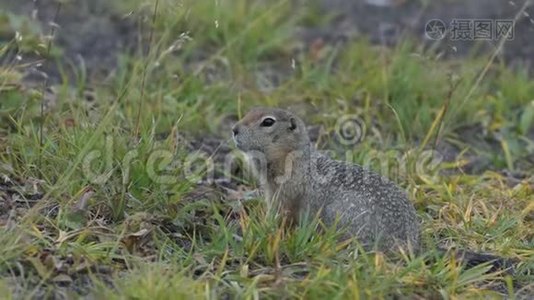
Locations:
289;117;297;131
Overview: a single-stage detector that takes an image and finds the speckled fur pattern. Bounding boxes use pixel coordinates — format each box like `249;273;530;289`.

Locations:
233;107;421;252
307;152;420;251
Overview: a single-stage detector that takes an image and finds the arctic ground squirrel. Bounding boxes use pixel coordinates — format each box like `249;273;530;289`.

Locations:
231;107;522;277
232;107;420;252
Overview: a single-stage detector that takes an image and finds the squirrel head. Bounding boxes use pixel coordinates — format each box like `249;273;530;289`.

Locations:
232;107;311;160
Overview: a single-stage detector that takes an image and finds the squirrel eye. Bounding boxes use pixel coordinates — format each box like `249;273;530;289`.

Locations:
260;117;276;127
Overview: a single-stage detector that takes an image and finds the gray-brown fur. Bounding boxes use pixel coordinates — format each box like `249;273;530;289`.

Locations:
232;107;421;252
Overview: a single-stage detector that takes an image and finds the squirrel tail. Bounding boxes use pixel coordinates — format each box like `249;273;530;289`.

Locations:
435;247;519;274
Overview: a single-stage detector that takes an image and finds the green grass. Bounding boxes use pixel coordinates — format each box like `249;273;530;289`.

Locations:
0;0;533;298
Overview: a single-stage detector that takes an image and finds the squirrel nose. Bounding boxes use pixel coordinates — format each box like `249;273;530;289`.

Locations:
232;125;240;136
